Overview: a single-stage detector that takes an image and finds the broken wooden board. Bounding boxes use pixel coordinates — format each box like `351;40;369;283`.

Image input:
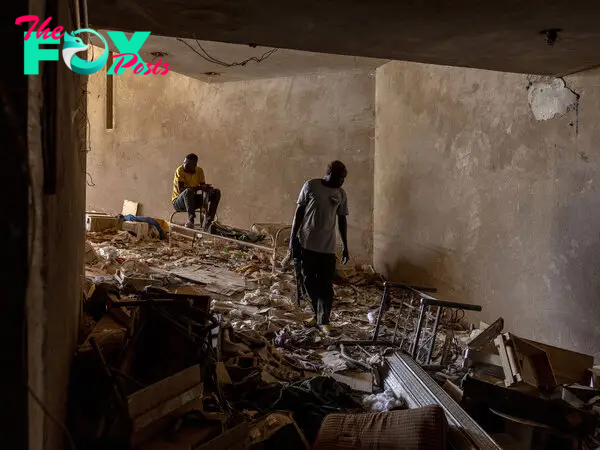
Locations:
122;199;139;216
170;265;246;296
331;371;373;393
128;364;204;447
522;338;593;386
138;423;223;450
196;422;250;450
127;364;202;420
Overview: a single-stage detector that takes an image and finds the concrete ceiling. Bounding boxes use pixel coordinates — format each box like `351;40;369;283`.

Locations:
88;0;600;76
92;32;388;83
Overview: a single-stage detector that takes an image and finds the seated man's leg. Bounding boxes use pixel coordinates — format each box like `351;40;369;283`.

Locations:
173;188;198;227
205;188;221;227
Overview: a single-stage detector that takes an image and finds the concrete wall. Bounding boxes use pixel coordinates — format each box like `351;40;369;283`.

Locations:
87;68;375;262
375;61;600;359
26;1;86;448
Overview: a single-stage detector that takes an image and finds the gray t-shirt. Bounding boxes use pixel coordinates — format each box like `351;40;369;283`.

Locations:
297;179;349;254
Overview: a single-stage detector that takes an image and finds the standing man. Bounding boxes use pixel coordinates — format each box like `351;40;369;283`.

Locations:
290;161;349;334
172;153;221;230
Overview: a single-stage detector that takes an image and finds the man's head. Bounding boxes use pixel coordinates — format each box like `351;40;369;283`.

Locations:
324;160;347;188
183;153;198;173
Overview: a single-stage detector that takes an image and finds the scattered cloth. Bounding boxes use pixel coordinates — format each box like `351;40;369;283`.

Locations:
121;214;166;240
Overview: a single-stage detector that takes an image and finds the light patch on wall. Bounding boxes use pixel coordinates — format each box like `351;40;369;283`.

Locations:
527;78;579;121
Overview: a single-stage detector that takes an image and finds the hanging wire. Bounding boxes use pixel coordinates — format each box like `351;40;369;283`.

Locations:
176;38;278;67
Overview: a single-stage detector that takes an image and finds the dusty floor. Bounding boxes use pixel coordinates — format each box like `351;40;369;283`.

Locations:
84;229;475;385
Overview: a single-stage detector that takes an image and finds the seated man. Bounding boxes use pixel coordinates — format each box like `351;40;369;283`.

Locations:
172;153;221;230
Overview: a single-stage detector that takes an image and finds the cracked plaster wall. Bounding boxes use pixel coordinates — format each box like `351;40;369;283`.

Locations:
374;61;600;359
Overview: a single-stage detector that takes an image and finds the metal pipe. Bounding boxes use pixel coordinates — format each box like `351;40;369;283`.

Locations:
420;297;482;312
371;283;388;343
425;306;442;364
382;281;437;293
339;340;397;346
399;297;416;349
391;298;404;345
411;304;427;359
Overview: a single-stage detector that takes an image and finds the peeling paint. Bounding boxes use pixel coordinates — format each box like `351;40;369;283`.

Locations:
527;78;579;121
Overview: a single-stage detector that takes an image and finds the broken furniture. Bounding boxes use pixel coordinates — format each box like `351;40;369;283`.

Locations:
71;286;220;448
461;322;597;448
385;352;501;450
313;405;447;450
464;320;594;390
169;222;291;272
127;364;205;447
372;282;482;365
463;317;505;371
462;374;598;448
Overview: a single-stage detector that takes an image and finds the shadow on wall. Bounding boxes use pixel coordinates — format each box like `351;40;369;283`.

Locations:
552;185;600;353
377;239;462;301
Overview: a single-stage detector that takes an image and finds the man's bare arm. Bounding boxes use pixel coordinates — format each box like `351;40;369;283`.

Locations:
290;205;306;249
338;215;349;264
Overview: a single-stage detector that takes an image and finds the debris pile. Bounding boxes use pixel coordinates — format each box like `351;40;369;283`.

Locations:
75;228;401;448
74;219;600;449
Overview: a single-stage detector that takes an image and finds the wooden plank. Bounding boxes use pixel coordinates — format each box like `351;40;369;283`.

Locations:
331;371;373;393
494;335;516;387
131;397;205;448
510;335;555;387
127;364;201;419
133;384;204;432
196;422;250;450
523;338;593;385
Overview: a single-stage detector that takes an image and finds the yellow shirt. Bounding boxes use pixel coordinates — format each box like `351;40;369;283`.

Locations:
172;165;205;203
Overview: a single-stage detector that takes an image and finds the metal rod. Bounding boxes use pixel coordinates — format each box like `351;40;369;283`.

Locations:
399;295;416;349
420;297;482;312
372;283;389;343
381;281;437;293
391;297;404;345
425;306;442;364
411;303;427;359
339;340;397;346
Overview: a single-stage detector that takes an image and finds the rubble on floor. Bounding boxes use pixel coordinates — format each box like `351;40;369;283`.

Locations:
75;230;402;449
75;228;600;449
